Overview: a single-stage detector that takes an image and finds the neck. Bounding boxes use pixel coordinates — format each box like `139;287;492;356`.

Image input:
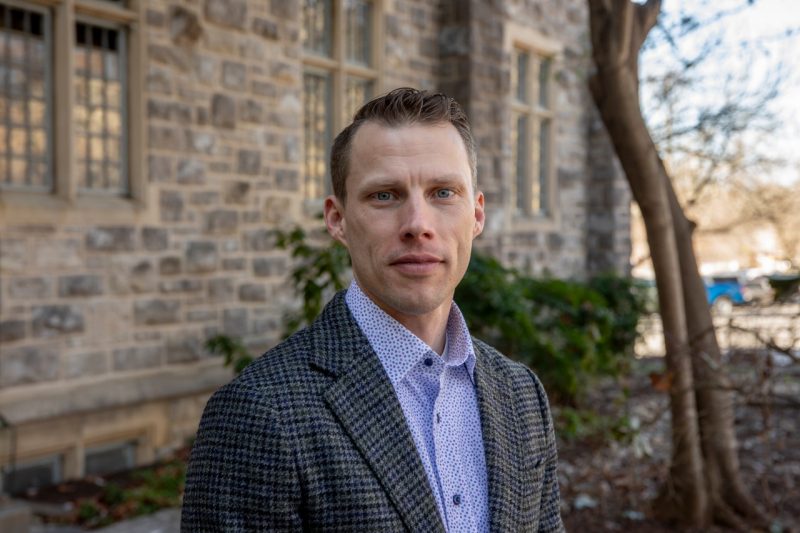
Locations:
389;306;450;355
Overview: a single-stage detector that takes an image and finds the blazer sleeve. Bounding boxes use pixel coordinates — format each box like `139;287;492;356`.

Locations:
181;382;303;532
527;368;565;533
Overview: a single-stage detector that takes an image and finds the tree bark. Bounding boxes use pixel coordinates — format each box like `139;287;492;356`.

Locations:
586;0;764;527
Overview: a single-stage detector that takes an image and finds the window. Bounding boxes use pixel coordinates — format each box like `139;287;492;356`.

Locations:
0;0;142;203
0;3;51;191
84;440;136;476
2;454;62;495
302;0;381;200
506;25;560;220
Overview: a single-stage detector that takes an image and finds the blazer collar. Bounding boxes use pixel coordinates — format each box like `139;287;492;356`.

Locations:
309;293;446;533
473;339;525;531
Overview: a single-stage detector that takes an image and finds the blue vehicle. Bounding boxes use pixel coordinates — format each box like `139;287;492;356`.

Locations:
704;276;746;314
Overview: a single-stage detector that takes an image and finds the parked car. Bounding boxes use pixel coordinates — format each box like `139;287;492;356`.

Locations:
704;276;746;315
742;276;774;305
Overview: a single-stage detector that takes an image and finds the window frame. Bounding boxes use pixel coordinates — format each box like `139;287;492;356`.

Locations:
0;0;147;225
301;0;384;205
505;23;562;230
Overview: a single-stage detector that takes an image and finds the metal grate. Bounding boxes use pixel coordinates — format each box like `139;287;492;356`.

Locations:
74;20;127;195
0;2;51;191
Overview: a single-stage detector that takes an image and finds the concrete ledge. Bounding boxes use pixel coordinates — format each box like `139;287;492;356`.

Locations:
0;361;233;425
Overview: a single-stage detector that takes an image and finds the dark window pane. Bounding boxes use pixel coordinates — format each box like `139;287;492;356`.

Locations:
539;58;551;108
345;0;371;66
0;4;51;190
303;70;332;199
302;0;332;57
74;22;127;194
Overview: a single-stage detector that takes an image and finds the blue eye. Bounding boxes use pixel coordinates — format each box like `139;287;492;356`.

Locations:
436;189;454;199
374;191;393;201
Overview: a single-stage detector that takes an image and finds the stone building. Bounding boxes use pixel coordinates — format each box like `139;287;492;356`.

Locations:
0;0;629;492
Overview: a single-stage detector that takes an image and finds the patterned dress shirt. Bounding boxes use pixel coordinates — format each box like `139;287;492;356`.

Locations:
346;281;489;532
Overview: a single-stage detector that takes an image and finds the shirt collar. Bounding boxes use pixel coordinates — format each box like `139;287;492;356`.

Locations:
345;280;476;385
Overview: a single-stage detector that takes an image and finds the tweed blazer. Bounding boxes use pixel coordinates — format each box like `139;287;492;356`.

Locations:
181;292;563;532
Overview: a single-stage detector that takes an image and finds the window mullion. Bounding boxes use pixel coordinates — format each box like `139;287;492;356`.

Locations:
55;0;76;201
333;0;345;136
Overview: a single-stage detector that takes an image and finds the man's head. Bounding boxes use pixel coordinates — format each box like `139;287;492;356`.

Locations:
330;87;477;203
324;88;484;326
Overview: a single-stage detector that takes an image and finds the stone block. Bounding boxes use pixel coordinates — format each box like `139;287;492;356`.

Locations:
190;191;220;206
58;274;103;297
63;351;108;379
252;17;278;40
130;260;156;293
275;169;298;190
221;257;246;271
237;149;261;175
211;93;236;129
253;257;286;277
142;227;169;251
177;159;207;184
223;308;248;337
222;61;246;89
166;336;204;364
207;278;235;302
8;277;51;299
204;0;247;29
113;346;164;371
243;229;275;251
134;299;181;325
284;136;300;163
149;125;184;150
0;320;25;343
186;130;216;153
159;279;203;294
32;305;85;337
186;309;218;322
205;210;239;235
239;99;264;123
224;181;250;204
0;346;59;387
170;5;203;45
186;241;218;273
262;196;292;224
86;227;136;252
33;238;82;268
239;283;267;302
0;238;27;272
160;190;184;222
270;0;298;19
149;154;173;182
146;8;165;27
160;256;182;275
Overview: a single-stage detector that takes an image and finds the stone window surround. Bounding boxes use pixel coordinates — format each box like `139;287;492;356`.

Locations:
504;21;562;232
301;0;385;212
0;0;148;227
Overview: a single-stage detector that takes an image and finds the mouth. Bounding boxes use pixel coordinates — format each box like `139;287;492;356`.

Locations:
389;253;444;275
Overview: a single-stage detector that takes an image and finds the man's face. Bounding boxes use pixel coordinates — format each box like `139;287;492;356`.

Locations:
324;121;485;322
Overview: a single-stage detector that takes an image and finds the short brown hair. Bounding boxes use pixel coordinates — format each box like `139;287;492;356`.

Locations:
330;87;477;202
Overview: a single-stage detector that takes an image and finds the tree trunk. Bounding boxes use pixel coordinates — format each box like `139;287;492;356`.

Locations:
586;0;764;527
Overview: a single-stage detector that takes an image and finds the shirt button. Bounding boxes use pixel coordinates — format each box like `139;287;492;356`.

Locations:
436;413;441;424
424;357;433;367
453;494;461;505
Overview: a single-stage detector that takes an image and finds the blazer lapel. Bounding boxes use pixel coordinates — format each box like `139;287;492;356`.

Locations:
311;294;445;533
473;341;524;531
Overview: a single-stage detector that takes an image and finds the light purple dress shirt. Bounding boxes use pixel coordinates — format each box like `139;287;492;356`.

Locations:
346;281;489;532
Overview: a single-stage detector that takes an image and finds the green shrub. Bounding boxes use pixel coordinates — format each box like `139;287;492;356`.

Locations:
456;254;645;406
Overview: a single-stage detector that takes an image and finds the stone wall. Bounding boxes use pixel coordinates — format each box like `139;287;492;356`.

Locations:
0;0;630;482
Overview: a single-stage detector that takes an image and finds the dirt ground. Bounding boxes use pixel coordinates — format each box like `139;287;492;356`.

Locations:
559;353;800;532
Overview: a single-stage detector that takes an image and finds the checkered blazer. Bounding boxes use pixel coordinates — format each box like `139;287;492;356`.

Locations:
181;292;563;532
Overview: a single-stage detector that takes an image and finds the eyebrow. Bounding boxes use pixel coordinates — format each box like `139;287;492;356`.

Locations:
360;174;468;191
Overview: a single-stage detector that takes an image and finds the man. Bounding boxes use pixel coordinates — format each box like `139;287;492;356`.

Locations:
182;88;563;532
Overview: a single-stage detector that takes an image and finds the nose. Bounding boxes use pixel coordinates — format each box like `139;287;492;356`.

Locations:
399;194;435;241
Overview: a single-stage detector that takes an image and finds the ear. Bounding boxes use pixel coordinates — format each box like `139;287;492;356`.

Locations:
472;190;485;238
324;195;348;247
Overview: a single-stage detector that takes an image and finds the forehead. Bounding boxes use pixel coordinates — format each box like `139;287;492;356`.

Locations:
348;121;471;180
